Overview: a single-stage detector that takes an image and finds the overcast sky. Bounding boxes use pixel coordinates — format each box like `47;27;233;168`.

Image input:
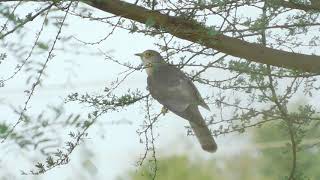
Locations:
2;1;317;180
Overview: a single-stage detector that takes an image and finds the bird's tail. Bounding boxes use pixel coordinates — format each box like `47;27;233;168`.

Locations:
189;120;217;153
175;105;217;153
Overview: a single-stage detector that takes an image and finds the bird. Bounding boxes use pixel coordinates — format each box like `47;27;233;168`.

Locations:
135;50;217;153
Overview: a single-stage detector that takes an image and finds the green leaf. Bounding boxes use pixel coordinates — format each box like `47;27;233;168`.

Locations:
207;27;219;36
0;123;8;134
145;17;156;28
37;42;49;50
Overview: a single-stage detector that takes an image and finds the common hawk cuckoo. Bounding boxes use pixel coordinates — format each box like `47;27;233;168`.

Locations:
135;50;217;153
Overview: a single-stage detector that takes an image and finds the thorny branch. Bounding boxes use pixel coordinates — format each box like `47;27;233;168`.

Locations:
261;4;296;179
267;65;297;180
136;98;162;172
1;4;51;83
0;1;22;34
1;2;72;143
136;96;158;180
0;0;319;177
0;3;54;40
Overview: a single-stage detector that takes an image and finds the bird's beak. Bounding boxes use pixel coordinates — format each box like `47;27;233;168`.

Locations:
135;53;143;57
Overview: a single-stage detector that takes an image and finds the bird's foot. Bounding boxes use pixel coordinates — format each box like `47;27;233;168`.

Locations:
161;106;168;115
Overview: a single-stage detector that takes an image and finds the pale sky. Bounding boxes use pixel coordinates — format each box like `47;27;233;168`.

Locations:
1;1;318;180
0;2;247;180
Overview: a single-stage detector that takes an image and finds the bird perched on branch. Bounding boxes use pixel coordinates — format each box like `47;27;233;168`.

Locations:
135;50;217;153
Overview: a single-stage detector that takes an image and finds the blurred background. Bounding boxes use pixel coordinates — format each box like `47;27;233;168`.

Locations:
0;1;320;180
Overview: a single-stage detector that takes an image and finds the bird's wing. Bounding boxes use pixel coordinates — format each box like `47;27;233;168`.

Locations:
185;75;210;110
148;75;189;112
170;66;210;110
147;65;217;152
147;65;208;112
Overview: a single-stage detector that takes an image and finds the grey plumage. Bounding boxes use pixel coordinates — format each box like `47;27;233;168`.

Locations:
135;50;217;153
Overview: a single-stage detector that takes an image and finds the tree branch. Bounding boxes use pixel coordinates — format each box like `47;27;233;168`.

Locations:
86;0;320;73
2;0;320;72
275;0;320;11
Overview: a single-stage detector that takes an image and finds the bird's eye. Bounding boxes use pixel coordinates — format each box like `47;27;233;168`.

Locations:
146;52;151;57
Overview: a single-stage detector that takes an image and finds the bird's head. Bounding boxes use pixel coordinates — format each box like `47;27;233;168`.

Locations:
135;50;165;66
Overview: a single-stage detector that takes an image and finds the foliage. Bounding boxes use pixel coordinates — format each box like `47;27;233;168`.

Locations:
0;105;84;155
122;118;320;180
0;0;320;179
124;155;219;180
253;121;320;180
